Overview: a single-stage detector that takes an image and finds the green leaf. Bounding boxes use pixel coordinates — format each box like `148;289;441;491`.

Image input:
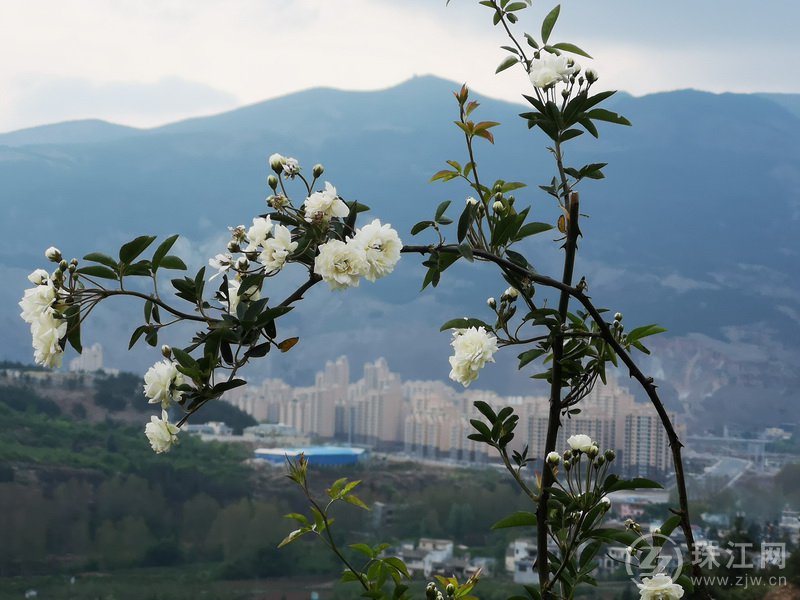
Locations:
76;265;118;280
457;204;473;243
411;221;434;235
435;200;452;221
550;42;592;59
278;528;310;548
171;347;199;370
470;419;492;440
151;234;179;271
496;55;519;74
343;494;369;510
491;511;537;529
128;325;149;350
82;252;118;269
626;324;667;342
586;108;631;126
119;235;157;264
605;476;663;493
518;348;545;369
540;4;560;44
349;543;374;558
660;514;682;537
458;241;474;262
516;221;553;240
158;255;187;270
439;317;491;332
474;400;497;422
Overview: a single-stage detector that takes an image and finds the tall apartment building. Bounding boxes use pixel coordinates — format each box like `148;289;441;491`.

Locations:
222;355;681;478
68;342;104;373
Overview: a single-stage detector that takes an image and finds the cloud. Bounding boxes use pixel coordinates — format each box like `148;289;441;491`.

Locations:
658;273;720;293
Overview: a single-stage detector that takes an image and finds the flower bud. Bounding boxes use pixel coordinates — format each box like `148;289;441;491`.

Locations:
585;69;598;83
604;449;616;462
161;345;172;358
586;445;599;459
227;241;241;253
653;527;661;536
492;200;504;213
572;63;581;75
614;312;623;321
563;458;572;471
487;297;496;309
547;451;560;465
466;196;479;206
235;257;250;271
561;89;570;100
45;247;62;262
312;163;324;178
59;259;68;271
69;258;79;266
446;584;455;596
594;455;605;468
502;287;519;301
267;175;279;190
68;263;76;273
563;450;571;462
269;153;286;173
601;496;611;508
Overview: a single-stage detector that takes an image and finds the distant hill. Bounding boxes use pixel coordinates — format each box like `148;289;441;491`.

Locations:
0;118;141;146
2;76;798;431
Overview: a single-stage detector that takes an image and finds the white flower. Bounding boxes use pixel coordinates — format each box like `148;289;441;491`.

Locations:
143;359;184;409
27;269;50;285
448;327;498;387
208;253;233;280
144;410;180;454
303;182;349;223
314;239;367;290
259;224;297;273
282;157;300;177
31;308;67;368
567;434;594;452
492;200;504;213
269;153;286;172
227;278;261;314
245;216;273;251
528;54;577;88
350;219;402;282
547;451;561;465
504;287;519;300
45;246;61;262
19;281;57;324
636;574;684;600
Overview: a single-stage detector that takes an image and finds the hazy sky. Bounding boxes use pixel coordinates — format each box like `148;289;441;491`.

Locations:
1;0;798;133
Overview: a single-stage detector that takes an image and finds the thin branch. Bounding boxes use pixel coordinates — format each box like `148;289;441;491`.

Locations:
400;242;708;597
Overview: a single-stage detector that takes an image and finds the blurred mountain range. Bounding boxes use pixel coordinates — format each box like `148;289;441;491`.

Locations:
2;75;798;432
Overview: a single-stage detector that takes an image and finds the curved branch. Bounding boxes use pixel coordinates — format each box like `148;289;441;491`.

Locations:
95;289;208;323
400;242;708;596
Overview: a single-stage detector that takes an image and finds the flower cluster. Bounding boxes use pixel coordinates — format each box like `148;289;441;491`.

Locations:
314;218;402;290
448;326;498;387
210;215;299;283
19;253;68;368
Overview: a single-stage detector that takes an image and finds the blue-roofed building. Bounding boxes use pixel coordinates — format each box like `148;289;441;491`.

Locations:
254;446;367;466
